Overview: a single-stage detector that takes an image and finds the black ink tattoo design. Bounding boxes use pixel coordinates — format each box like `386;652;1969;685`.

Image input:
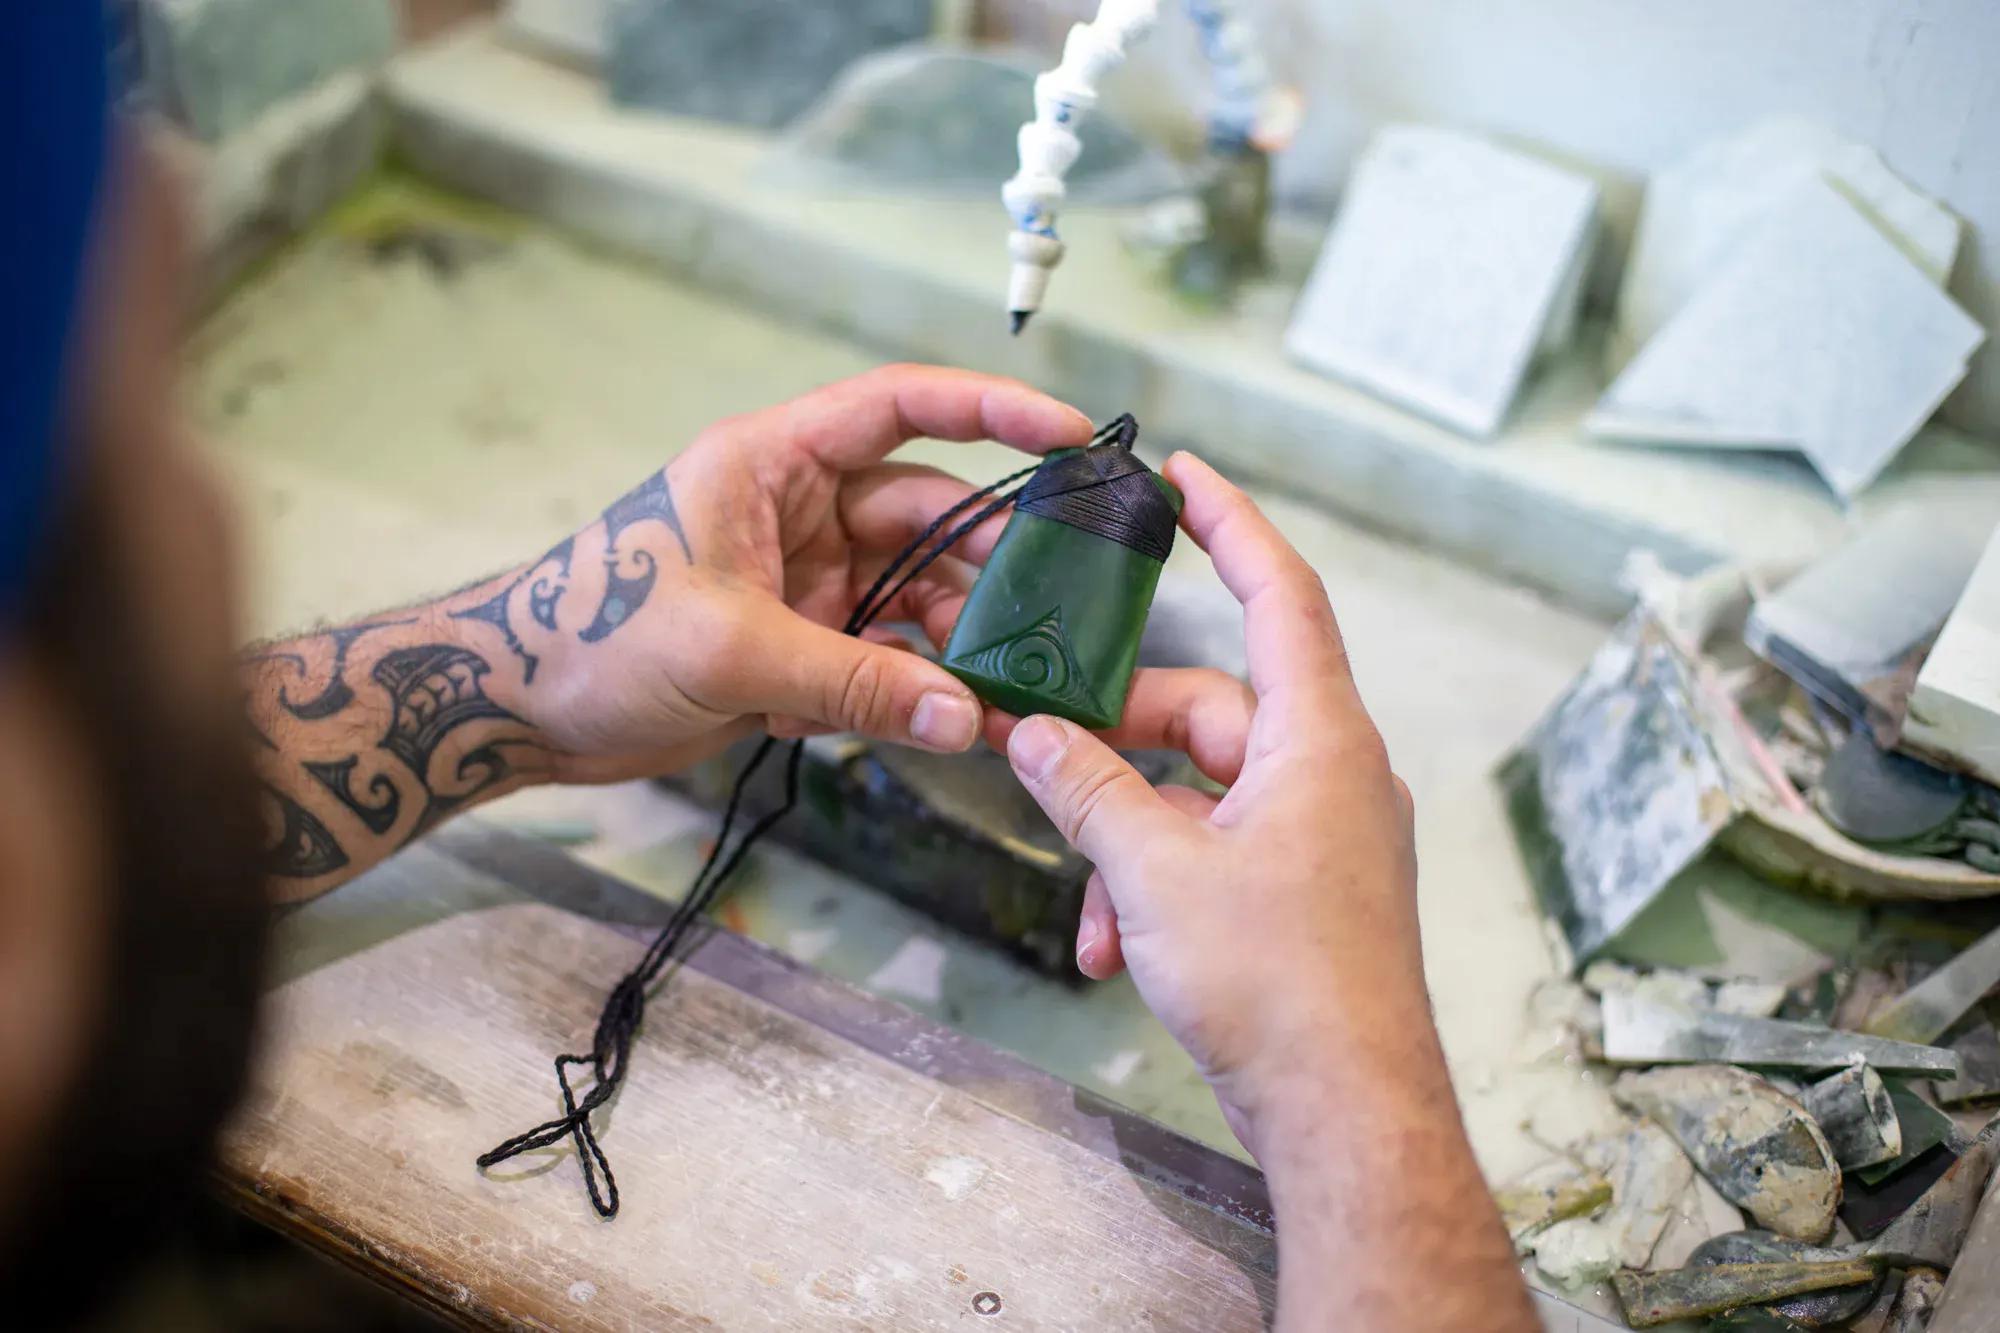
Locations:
418;742;516;834
375;644;520;771
303;756;403;836
578;470;688;643
578;551;656;643
249;617;416;720
450;582;535;683
529;535;574;631
260;783;350;879
449;537;575;683
372;643;530;829
602;470;692;564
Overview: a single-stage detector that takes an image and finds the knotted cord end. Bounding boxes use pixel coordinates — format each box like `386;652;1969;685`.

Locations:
475;417;1145;1220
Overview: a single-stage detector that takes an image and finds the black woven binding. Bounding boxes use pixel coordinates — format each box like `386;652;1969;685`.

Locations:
1015;430;1178;562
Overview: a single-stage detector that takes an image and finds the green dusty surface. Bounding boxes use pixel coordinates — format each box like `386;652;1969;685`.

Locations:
195;186;1739;1318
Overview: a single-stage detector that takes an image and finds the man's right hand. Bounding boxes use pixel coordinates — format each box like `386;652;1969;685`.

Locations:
994;449;1424;1151
989;451;1536;1332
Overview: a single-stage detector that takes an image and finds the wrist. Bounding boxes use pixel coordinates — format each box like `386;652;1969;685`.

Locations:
426;573;561;789
1225;971;1455;1166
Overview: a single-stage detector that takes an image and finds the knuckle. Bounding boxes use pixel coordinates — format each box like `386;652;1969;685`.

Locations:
1218;480;1257;517
1296;574;1338;628
1056;756;1152;840
690;417;748;458
832;650;895;731
1058;761;1135;845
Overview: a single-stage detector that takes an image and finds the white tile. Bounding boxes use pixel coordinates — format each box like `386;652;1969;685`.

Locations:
1744;499;1997;723
1285;125;1599;437
1611;117;1962;372
1590;178;1984;500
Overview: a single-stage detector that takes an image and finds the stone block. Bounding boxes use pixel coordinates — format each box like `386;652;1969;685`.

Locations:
607;0;935;131
1285;125;1599;438
1907;524;2000;787
1744;500;1996;737
668;739;1204;978
1611;116;1962;375
138;0;395;142
1590;178;1984;500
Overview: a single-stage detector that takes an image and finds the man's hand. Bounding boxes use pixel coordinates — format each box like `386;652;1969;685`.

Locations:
508;364;1095;783
991;452;1537;1333
244;366;1101;897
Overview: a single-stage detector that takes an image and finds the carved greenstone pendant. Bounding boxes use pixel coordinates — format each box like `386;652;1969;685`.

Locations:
942;446;1182;729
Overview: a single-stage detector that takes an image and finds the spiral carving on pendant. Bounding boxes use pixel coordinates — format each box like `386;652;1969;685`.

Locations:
950;608;1104;718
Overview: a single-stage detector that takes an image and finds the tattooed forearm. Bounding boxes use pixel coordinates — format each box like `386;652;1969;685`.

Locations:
246;622;548;898
372;643;532;831
245;466;693;899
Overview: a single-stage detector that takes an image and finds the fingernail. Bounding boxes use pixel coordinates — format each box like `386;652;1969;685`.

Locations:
911;692;979;752
1076;917;1100;972
1009;715;1069;781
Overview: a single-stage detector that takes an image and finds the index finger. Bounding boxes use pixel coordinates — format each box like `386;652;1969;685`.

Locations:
1161;451;1368;732
773;364;1093;471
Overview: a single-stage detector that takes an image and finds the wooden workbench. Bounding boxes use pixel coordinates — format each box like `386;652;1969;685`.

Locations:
219;823;1279;1329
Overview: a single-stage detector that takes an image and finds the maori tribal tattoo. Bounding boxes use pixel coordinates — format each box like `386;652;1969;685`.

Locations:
372;643;530;830
251;467;690;889
303;756;402;836
449;538;572;685
252;634;538;885
529;535;573;631
579;470;689;644
604;470;693;565
260;783;349;879
248;616;416;720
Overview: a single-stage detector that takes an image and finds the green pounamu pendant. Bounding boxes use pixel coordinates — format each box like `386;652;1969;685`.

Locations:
942;442;1181;730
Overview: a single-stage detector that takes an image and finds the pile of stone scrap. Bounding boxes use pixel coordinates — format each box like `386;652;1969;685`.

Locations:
1504;506;2000;970
1502;935;2000;1329
1501;506;2000;1326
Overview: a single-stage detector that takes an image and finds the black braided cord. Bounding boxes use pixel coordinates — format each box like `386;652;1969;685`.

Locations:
475;415;1153;1217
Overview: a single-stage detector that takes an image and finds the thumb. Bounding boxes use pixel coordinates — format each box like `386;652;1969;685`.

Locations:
747;609;984;753
1007;715;1181;869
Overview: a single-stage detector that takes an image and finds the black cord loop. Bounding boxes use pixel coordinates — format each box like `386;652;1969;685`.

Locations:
476;414;1151;1217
